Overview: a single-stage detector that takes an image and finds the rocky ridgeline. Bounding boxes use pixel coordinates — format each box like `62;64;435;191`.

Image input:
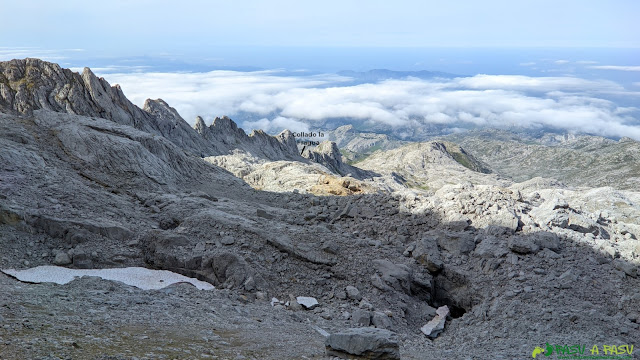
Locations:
0;58;336;166
0;59;639;360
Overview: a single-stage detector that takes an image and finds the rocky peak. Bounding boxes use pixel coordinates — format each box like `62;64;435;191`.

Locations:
276;129;298;152
193;116;207;134
192;115;301;160
303;140;373;178
210;116;248;142
0;58;212;154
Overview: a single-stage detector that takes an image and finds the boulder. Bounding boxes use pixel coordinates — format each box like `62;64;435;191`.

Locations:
474;235;509;258
346;285;362;301
412;237;443;273
420;305;449;339
491;208;520;233
614;260;638;278
371;311;393;329
531;232;560;251
71;251;92;269
296;296;319;310
352;309;372;326
372;259;412;293
508;236;540;254
436;231;476;255
53;252;72;266
567;212;598;234
325;328;400;360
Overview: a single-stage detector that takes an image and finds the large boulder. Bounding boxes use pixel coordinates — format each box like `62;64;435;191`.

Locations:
412;237;443;273
436;231;476;256
325;328;400;360
372;259;412;293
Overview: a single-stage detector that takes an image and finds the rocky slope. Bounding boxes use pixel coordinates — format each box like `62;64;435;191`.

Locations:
443;129;640;190
357;141;497;192
0;59;639;360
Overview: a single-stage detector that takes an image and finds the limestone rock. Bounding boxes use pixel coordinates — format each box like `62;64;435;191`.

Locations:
508;236;540;254
296;296;319;310
325;328;400;360
53;252;71;266
412;237;444;273
474;235;509;258
420;305;449;339
437;231;476;256
346;285;362;301
303;140;373;178
371;311;393;329
351;309;372;326
614;260;638;278
372;259;412;293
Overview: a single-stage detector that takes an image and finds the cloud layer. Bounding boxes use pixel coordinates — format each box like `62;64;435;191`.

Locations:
101;70;640;140
589;65;640;72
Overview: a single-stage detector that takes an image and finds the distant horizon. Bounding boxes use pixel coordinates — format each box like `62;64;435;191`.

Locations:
3;46;639;76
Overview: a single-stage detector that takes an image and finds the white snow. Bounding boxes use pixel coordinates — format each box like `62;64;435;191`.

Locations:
1;266;215;290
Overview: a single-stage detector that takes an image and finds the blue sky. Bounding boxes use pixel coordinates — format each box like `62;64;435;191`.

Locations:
2;0;639;52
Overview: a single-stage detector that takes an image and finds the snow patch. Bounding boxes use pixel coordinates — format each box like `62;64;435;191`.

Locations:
1;266;215;290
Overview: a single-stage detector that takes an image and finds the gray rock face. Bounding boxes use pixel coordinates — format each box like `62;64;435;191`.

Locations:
371;311;393;329
322;124;405;163
325;328;400;360
303;140;374;178
474;235;509;258
508;236;540;254
372;259;412;293
437;231;476;255
445;128;640;190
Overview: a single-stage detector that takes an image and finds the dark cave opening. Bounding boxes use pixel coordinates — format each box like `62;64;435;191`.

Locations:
431;270;473;319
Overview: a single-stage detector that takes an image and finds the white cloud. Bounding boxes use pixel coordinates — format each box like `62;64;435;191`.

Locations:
242;116;310;133
589;65;640;71
451;74;622;93
104;70;350;124
98;70;640;141
554;60;570;64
